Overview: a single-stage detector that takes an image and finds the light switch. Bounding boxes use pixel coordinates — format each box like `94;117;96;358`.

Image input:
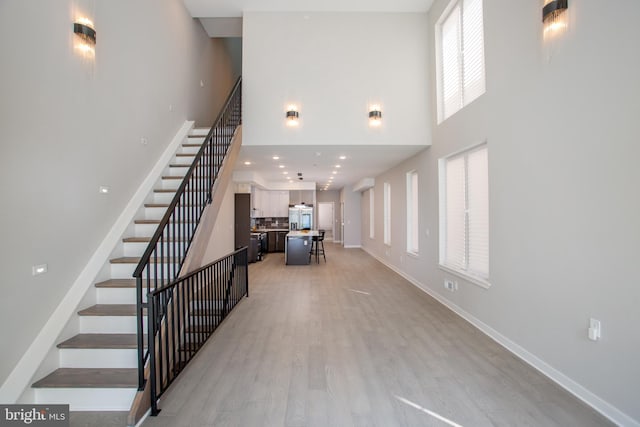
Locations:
588;318;601;341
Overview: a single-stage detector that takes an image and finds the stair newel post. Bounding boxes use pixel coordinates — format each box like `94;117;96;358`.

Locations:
135;275;145;390
148;292;160;416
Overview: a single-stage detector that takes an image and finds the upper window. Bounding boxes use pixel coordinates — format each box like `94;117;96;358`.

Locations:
406;171;419;255
439;143;489;287
436;0;486;123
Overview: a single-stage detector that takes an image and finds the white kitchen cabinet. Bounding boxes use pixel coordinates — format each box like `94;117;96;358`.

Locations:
252;189;289;217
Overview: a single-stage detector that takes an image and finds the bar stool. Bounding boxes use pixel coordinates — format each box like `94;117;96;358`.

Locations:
309;230;326;263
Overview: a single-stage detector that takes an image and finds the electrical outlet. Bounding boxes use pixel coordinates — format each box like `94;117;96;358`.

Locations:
444;279;457;292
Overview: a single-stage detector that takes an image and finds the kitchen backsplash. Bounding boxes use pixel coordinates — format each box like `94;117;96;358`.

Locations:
254;217;289;229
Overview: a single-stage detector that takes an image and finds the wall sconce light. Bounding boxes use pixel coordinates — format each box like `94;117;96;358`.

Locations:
286;105;299;127
73;18;96;56
369;105;382;127
543;0;568;35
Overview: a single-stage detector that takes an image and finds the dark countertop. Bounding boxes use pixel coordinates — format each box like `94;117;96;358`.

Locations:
255;228;290;232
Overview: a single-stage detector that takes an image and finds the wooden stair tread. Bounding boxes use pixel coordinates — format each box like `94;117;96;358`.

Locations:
134;219;193;224
32;368;137;388
175;153;196;157
161;176;184;180
144;203;170;208
78;304;137;317
182;143;203;147
123;236;187;243
110;257;179;264
58;334;140;349
95;279;136;288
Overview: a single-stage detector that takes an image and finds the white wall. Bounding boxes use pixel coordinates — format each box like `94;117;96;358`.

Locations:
362;1;640;424
0;0;236;386
242;12;430;148
202;182;236;263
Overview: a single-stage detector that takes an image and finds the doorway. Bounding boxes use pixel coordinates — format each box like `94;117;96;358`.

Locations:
318;202;335;241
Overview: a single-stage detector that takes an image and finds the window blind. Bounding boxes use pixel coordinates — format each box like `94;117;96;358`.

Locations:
437;0;486;122
440;144;489;283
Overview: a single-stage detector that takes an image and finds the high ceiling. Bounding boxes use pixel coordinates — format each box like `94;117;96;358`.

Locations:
235;145;427;192
184;0;434;18
186;0;434;191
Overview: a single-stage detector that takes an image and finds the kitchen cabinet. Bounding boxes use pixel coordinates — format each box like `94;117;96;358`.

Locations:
276;231;287;252
266;230;288;252
252;189;289;218
289;190;315;206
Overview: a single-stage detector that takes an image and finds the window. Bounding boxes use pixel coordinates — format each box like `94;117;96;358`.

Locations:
369;189;375;239
383;182;391;245
439;143;489;286
406;171;419;254
436;0;486;123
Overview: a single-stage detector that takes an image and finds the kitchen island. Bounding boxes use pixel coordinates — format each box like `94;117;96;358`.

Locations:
285;230;319;265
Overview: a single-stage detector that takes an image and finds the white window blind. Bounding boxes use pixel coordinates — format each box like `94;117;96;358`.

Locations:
437;0;486;123
406;171;419;254
439;144;489;284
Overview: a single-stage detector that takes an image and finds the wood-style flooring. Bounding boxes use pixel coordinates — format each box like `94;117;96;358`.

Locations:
141;243;612;427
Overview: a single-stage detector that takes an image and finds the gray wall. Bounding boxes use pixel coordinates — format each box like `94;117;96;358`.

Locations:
363;0;640;423
341;186;361;248
0;0;236;386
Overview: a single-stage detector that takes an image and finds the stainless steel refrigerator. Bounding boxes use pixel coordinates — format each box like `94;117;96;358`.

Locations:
288;206;313;230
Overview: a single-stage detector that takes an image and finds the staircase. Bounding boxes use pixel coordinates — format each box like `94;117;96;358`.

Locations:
30;128;211;410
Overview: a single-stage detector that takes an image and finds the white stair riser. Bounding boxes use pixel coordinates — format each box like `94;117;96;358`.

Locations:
34;388;137;411
59;349;137;369
124;241;188;257
123;241;148;257
175;154;196;162
80;316;144;334
153;192;177;204
166;166;190;177
180;145;200;155
161;179;181;190
135;223;161;236
111;262;180;280
97;288;136;304
145;206;169;220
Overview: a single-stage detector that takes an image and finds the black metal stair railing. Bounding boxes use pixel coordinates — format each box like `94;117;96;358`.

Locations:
133;77;242;392
148;247;248;415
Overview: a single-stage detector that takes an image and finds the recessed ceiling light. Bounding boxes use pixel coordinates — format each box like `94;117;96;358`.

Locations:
332;171;337;174
244;161;251;165
279;165;285;168
339;155;346;160
272;156;280;160
335;164;341;168
283;171;288;175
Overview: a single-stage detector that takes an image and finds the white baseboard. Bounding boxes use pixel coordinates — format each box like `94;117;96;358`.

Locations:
361;246;639;427
343;245;362;249
0;121;194;404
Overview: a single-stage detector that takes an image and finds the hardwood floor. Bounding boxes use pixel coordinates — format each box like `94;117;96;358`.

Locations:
141;243;612;427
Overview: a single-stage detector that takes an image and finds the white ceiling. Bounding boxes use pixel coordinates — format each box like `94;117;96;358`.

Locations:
235;144;427;191
186;0;434;191
184;0;434;18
